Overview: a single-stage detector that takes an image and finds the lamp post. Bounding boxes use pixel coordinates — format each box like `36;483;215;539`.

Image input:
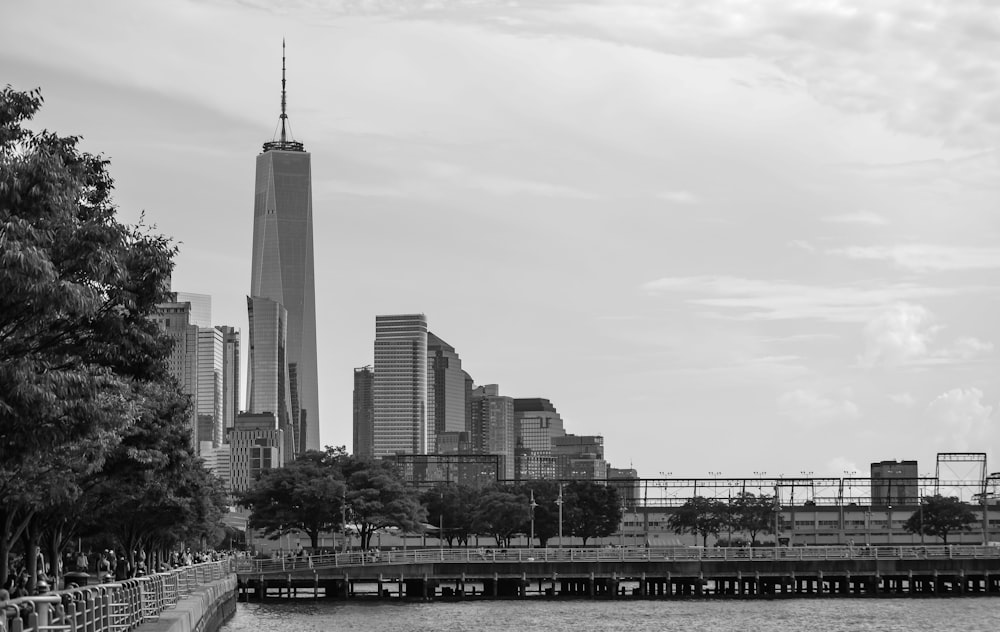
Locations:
529;489;538;551
556;483;564;549
341;488;348;553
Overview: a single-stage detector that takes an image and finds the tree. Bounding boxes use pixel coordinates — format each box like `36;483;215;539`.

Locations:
1;85;176;587
473;486;528;547
904;495;978;544
517;481;561;547
420;483;478;547
563;481;621;546
343;459;425;550
239;451;345;549
730;492;776;546
80;380;228;572
667;496;726;547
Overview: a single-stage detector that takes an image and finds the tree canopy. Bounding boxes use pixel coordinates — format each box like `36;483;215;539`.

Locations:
667;496;727;547
904;495;978;544
1;85;222;588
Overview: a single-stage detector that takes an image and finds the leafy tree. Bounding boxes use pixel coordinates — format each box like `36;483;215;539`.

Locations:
344;459;425;549
667;496;726;547
730;492;777;545
563;481;621;546
904;495;978;544
240;450;345;549
473;486;528;547
420;483;478;547
80;380;227;572
517;481;562;547
0;85;176;587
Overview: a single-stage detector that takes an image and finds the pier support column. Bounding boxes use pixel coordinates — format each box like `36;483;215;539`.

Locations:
640;572;647;597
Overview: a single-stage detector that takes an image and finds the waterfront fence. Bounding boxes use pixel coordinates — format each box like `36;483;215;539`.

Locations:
0;559;234;632
237;544;1000;575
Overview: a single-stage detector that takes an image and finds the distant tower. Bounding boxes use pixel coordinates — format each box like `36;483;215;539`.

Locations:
353;366;375;459
373;314;427;456
426;332;467;453
469;384;516;480
248;41;319;453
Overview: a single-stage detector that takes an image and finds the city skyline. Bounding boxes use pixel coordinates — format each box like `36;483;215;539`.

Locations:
3;1;997;478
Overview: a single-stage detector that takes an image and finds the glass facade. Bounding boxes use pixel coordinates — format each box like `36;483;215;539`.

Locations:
426;332;467;454
373;314;427;456
353;366;374;459
249;146;319;452
246;296;294;457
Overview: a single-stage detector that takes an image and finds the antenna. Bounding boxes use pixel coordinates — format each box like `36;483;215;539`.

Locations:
263;39;304;152
280;38;288;144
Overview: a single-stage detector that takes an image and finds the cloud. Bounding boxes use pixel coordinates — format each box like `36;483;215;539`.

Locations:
656;190;701;204
822;211;888;226
888;392;916;407
857;303;937;368
640;275;970;322
936;337;994;362
927;387;995;452
777;388;860;425
831;244;1000;272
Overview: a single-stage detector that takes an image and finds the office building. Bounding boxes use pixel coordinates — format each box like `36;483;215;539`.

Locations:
218;326;241;437
426;332;467;453
152;298;199;447
553;434;608;481
373;314;428;456
196;327;224;448
469;384;516;480
870;460;919;506
246;296;296;458
513;398;566;480
353;366;374;459
248;42;320;452
229;412;285;494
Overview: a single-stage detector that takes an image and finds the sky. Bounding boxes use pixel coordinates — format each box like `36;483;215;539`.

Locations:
3;0;998;482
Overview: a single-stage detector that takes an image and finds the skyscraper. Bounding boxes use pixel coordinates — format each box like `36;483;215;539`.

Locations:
426;332;467;454
353;366;374;459
373;314;428;456
469;384;516;480
246;296;295;458
248;42;320;453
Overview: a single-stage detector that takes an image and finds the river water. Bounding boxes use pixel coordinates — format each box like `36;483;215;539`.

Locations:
220;598;1000;632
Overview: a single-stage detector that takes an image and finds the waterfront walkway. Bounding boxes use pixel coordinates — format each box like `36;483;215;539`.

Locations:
0;560;235;632
236;545;1000;600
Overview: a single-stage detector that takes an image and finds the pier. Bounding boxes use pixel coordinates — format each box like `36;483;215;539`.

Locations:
236;545;1000;601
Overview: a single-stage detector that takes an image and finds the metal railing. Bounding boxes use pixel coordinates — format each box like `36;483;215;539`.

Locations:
0;559;235;632
237;544;1000;575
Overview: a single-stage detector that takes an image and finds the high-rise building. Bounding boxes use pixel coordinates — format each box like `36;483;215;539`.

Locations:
373;314;428;456
155;292;240;455
218;325;241;437
153;298;199;446
196;327;224;448
513;398;566;480
426;332;467;454
469;384;516;480
173;291;212;327
353;366;374;459
248;42;319;453
229;412;285;494
553;434;608;481
246;296;296;458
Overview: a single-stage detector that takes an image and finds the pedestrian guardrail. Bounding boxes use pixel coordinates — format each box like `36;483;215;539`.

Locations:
0;559;234;632
236;544;1000;575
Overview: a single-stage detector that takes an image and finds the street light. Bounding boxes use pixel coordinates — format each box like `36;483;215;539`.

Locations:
556;483;564;549
529;489;538;551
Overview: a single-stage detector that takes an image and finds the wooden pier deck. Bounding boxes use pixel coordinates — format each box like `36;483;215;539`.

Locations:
236;545;1000;600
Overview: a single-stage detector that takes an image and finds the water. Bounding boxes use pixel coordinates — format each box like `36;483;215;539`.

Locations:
220;598;1000;632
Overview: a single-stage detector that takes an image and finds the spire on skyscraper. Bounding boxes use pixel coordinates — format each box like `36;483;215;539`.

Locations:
264;39;304;153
